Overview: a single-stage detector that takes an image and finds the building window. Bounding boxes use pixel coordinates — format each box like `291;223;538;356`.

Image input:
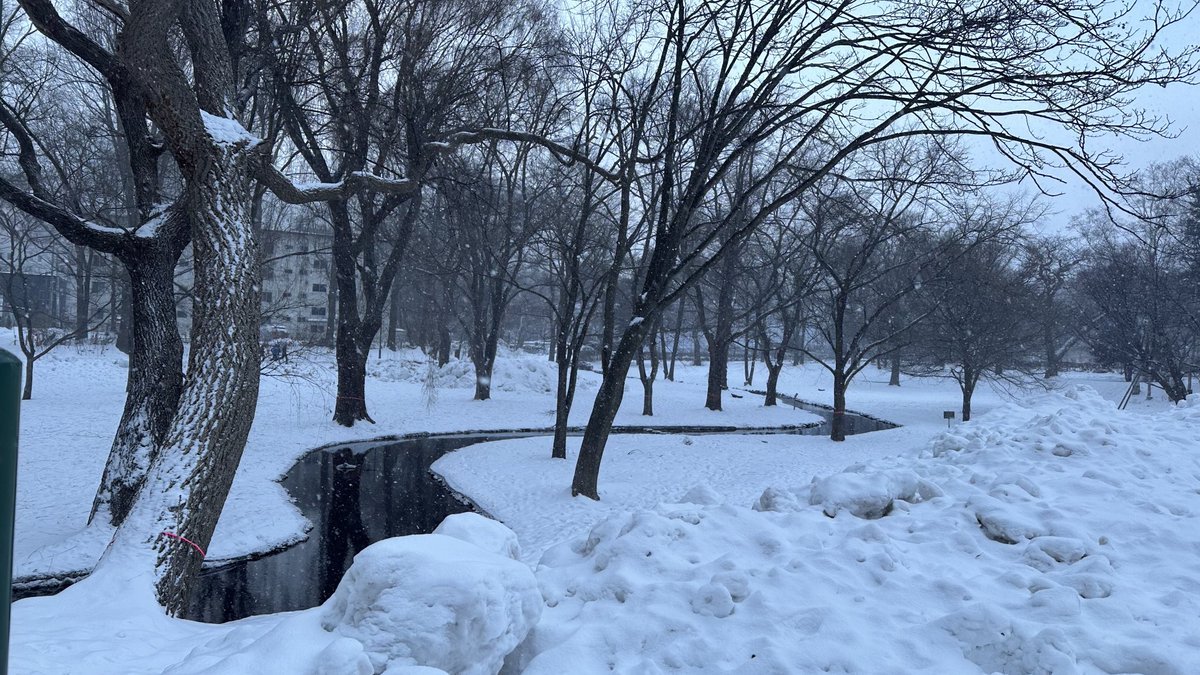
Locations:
312;283;327;292
284;268;294;274
261;292;273;303
311;307;326;316
176;309;189;318
283;292;291;298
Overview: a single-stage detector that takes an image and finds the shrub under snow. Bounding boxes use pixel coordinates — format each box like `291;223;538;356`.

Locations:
321;534;541;675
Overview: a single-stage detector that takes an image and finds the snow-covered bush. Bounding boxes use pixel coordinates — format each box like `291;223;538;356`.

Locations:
321;534;541;675
434;512;522;560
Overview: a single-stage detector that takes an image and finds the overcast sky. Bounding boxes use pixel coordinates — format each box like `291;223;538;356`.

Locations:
1019;18;1200;235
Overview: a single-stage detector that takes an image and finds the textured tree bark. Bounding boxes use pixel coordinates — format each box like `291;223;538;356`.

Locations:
334;334;373;425
98;137;262;615
89;254;184;527
889;355;901;386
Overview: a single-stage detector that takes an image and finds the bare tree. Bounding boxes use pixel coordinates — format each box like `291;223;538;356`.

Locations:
0;206;108;398
800;142;978;441
1021;234;1083;378
909;230;1042;421
1076;212;1197;402
568;0;1197;497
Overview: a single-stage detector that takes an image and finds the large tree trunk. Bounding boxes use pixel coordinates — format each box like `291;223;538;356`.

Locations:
89;254;184;527
704;339;728;411
97;141;261;615
889;355;901;386
329;209;373;426
334;333;373;425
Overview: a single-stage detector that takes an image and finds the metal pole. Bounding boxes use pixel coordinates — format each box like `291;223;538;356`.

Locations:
0;348;19;675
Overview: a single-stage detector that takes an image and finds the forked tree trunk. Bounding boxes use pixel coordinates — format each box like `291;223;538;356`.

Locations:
961;374;976;421
640;365;654;416
97;138;262;615
637;332;658;416
89;254;184;527
764;363;782;406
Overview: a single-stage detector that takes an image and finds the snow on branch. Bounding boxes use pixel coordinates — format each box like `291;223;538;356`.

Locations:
261;166;420;205
436;129;619;182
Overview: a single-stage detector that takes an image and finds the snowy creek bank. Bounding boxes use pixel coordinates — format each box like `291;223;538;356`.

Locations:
184;402;876;623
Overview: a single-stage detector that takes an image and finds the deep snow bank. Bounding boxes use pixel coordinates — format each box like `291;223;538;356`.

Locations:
515;388;1200;674
93;519;537;675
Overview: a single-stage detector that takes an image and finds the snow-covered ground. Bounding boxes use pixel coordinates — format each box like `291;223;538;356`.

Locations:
10;337;820;582
8;331;1195;673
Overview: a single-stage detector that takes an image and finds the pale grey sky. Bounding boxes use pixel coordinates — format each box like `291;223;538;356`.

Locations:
1033;79;1200;233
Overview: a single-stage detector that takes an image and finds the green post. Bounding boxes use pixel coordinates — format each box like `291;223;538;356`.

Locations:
0;349;19;675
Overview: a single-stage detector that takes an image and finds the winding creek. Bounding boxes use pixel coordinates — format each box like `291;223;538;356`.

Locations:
14;394;898;623
184;394;896;623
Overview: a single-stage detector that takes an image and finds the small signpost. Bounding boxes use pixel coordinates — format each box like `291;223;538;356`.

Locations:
943;410;955;428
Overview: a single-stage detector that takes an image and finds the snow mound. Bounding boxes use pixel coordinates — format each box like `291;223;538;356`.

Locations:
368;354;568;394
515;388;1200;674
807;467;942;518
321;534;541;675
434;512;522;560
